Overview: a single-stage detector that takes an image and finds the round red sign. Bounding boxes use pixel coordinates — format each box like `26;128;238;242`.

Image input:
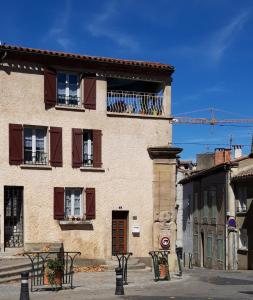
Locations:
160;237;170;249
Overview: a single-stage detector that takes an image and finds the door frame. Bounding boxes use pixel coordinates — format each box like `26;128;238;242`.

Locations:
111;210;129;255
4;186;24;249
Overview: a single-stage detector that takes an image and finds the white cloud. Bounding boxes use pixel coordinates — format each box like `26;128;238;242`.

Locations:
85;1;140;52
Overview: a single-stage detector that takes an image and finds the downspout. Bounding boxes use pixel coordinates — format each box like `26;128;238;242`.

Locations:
225;167;229;270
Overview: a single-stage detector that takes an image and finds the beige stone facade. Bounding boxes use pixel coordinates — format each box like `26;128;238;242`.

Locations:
0;45;179;268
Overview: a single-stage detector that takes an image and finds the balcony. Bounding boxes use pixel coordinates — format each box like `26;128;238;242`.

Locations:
107;90;165;117
57;95;81;107
24;151;48;165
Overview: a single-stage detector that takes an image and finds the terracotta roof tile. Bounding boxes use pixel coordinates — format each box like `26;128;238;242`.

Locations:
0;44;174;71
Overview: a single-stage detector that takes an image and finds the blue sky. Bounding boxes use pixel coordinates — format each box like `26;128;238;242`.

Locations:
1;0;253;160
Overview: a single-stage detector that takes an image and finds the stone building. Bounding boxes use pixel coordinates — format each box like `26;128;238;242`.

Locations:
0;44;181;269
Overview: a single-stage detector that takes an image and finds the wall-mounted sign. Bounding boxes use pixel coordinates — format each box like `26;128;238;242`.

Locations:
228;218;236;228
160;236;170;249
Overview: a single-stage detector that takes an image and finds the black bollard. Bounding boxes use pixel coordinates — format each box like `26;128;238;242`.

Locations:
20;271;30;300
115;267;124;295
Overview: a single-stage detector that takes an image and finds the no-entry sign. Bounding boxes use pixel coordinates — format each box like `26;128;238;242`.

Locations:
160;236;170;249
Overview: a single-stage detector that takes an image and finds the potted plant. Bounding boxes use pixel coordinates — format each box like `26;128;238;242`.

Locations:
44;258;64;286
158;256;168;279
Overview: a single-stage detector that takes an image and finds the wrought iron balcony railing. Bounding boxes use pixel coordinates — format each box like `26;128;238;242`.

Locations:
107;90;164;116
57;95;81;106
24;151;48;165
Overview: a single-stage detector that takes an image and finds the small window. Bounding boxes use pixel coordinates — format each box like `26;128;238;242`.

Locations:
57;73;80;106
203;190;208;219
210;187;217;222
193;233;198;255
65;188;83;218
237;186;247;212
238;228;248;250
24;127;47;165
83;130;93;166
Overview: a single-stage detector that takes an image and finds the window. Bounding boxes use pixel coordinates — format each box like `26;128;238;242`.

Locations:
24;127;47;165
57;73;80;106
210;188;217;222
203;190;208;220
207;235;212;258
65;188;83;218
237;186;247;212
193;233;198;255
238;228;248;250
83;130;93;166
217;236;224;261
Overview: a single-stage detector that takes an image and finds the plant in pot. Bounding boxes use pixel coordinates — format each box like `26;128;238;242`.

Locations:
44;258;64;287
158;256;168;279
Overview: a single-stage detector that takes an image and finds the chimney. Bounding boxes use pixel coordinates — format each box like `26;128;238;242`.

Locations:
233;145;242;159
214;148;231;165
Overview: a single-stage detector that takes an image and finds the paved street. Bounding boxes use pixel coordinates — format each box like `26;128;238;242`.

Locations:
1;268;253;299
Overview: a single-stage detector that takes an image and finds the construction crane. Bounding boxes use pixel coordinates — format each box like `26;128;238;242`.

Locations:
170;108;253;126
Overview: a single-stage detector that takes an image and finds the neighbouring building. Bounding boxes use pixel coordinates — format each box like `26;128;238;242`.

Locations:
0;44;181;269
180;147;249;270
176;160;195;263
231;149;253;270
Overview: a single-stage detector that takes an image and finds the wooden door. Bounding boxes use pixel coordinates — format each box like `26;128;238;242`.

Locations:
112;211;128;255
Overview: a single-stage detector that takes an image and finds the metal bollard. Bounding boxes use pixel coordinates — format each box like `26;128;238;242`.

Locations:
20;271;30;300
115;267;124;295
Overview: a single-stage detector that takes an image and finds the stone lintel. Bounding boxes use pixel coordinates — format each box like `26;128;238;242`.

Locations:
148;145;182;160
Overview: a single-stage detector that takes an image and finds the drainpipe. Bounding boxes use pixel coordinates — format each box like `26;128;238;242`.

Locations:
225;167;229;270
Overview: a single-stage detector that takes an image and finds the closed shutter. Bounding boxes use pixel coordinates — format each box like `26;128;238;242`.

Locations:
44;68;56;108
93;130;102;168
50;127;63;167
9;124;23;165
54;187;65;220
72;128;83;168
83;78;96;110
86;188;96;219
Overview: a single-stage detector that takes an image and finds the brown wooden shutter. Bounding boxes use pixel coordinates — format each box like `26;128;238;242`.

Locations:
93;130;102;168
44;67;56;108
54;187;65;220
9;124;23;165
86;188;95;219
72;128;83;168
83;78;96;110
50;127;63;167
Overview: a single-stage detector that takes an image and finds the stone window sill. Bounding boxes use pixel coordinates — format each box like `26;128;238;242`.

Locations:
55;105;85;112
20;164;52;170
80;167;105;172
59;220;92;225
106;112;172;120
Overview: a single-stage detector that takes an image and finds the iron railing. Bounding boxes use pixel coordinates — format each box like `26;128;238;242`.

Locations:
107;90;164;116
24;151;48;165
57;95;81;106
24;251;81;291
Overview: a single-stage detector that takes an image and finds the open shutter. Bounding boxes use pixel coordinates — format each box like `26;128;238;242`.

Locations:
44;67;56;108
72;128;83;168
86;188;95;219
93;130;102;168
54;187;64;220
50;127;63;167
83;78;96;110
9;124;23;165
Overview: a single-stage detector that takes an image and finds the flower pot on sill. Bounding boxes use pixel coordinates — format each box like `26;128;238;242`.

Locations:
159;264;167;279
44;271;63;286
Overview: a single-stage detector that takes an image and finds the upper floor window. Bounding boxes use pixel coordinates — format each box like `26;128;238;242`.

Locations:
24;127;47;165
237;186;247;213
57;73;80;106
83;130;93;166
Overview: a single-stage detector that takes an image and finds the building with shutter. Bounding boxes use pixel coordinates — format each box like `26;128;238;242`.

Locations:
0;45;181;269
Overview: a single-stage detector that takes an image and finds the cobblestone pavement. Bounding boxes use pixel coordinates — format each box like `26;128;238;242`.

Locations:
1;268;253;299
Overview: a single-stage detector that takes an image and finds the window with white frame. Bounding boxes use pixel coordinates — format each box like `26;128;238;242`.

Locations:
64;188;83;218
57;73;80;106
83;130;93;166
238;228;248;250
237;186;247;212
24;127;47;165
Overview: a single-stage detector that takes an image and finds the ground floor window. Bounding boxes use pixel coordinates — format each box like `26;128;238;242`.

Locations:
65;188;83;218
217;236;224;261
207;234;212;258
238;228;248;250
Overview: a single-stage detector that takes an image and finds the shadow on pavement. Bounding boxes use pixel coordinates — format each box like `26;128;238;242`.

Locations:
201;276;253;285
